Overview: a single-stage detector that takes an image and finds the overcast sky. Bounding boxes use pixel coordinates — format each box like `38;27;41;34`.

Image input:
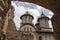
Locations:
11;1;54;30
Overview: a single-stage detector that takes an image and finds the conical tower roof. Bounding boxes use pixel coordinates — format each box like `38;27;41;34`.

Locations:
20;11;34;19
40;11;47;18
38;11;49;21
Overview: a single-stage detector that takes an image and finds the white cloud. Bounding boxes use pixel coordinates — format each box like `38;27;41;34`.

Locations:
28;8;40;17
48;20;53;28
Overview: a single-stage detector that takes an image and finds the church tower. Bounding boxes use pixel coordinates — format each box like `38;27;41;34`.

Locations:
19;11;35;40
37;12;49;29
19;11;35;32
20;11;34;26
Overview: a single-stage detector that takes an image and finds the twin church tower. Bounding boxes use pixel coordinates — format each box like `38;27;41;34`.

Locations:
20;11;49;30
4;6;55;40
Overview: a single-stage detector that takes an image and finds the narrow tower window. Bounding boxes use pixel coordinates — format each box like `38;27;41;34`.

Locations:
27;27;29;32
30;27;32;32
24;27;26;31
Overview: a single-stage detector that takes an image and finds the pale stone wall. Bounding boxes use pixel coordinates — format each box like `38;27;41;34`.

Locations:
38;33;55;40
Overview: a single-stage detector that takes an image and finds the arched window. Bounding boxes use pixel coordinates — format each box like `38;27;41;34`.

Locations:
24;27;26;31
24;27;33;32
24;27;29;32
27;27;29;31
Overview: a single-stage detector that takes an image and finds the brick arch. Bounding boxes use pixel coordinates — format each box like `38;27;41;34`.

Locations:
13;0;60;40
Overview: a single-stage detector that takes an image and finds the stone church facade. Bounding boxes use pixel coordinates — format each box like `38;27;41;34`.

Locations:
2;5;55;40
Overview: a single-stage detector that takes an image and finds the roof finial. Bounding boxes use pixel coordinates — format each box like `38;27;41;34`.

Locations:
40;10;46;17
25;11;29;14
